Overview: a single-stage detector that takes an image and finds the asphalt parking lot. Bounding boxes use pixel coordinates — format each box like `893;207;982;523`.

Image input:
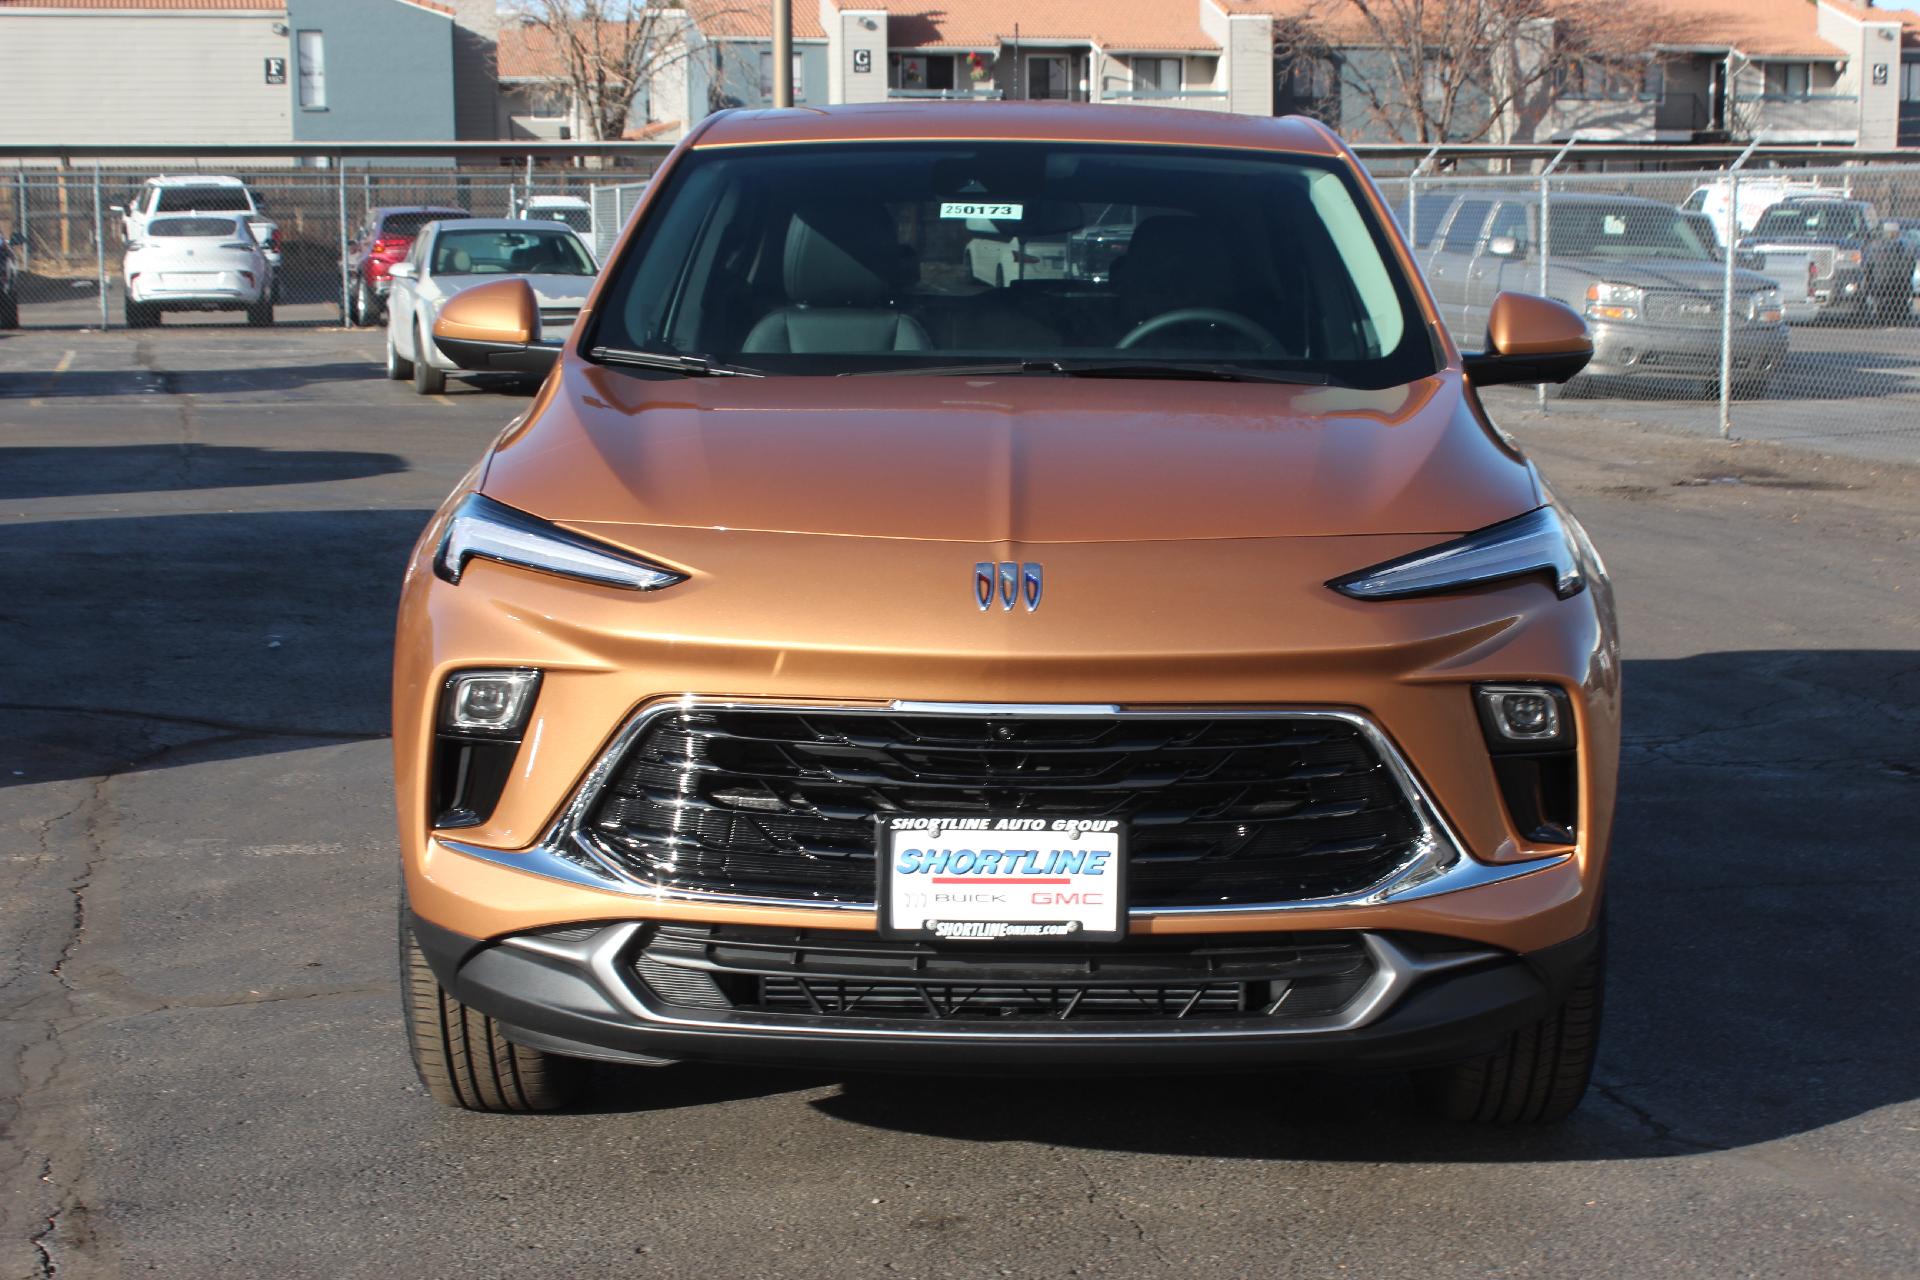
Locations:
2;326;1917;1279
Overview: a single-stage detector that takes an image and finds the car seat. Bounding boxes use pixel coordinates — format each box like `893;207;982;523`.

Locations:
741;204;930;354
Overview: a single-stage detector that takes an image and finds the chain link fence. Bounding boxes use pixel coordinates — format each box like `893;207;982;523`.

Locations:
1372;159;1920;457
2;158;661;333
4;147;1918;458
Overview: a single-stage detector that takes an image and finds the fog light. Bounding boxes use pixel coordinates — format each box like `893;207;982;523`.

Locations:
1475;684;1565;743
441;670;540;735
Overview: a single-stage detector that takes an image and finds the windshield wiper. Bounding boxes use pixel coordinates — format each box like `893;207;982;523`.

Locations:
847;359;1329;386
589;346;765;378
844;360;1068;377
1051;361;1330;386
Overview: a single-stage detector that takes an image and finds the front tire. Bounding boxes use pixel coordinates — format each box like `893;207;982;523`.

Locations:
354;279;382;328
1413;930;1603;1125
401;912;580;1112
412;321;447;395
386;328;413;380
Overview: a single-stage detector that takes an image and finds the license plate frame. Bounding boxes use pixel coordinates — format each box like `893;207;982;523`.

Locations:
876;815;1127;943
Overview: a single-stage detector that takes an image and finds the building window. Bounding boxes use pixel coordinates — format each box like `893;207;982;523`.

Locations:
1902;60;1920;102
1556;59;1659;101
891;55;957;92
1275;55;1339;125
758;49;806;102
1132;57;1181;94
1027;54;1071;100
297;30;326;109
1763;63;1812;98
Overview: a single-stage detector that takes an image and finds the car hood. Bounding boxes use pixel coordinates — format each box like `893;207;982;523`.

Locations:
433;274;593;307
1562;256;1774;293
479;361;1540;543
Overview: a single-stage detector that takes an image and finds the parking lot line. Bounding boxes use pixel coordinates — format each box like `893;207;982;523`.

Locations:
27;349;76;407
431;394;456;408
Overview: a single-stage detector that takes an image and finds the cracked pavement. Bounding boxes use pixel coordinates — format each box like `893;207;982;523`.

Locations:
2;327;1917;1279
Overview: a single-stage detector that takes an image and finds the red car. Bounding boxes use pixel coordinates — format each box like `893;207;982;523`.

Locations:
347;205;468;326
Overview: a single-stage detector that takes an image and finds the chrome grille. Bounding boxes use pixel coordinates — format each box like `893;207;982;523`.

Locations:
584;708;1427;908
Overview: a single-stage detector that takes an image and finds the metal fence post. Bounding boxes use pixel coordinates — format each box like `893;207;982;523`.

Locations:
336;155;350;323
1719;136;1763;440
92;162;107;330
14;165;28;272
1536;136;1580;411
1407;142;1442;252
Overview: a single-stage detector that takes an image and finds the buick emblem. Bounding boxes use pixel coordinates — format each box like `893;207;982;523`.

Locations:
975;561;1042;612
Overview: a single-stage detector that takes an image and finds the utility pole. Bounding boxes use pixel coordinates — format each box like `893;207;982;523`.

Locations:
773;0;793;108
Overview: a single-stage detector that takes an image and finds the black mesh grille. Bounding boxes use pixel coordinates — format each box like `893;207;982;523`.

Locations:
585;709;1426;908
634;924;1377;1024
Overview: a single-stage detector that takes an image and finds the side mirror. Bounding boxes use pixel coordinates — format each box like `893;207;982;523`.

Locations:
1884;220;1903;240
387;261;417;280
110;204;127;216
432;277;560;374
1487;235;1521;258
1463;292;1592;387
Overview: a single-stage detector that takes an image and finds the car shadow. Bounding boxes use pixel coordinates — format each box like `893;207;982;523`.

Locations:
0;444;406;499
0;360;382;399
573;649;1919;1160
1;508;432;785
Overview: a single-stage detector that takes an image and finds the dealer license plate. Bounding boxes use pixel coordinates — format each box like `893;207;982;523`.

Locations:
877;815;1126;943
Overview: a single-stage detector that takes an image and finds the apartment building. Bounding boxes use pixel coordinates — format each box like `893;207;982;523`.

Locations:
0;0;505;148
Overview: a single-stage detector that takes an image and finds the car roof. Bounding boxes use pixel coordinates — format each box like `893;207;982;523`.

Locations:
1447;192;1673;210
526;195;590;205
144;175;247;187
374;205;470;217
427;218;579;233
692;102;1343;157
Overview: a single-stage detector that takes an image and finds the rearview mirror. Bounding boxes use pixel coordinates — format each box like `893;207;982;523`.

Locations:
387;261;417;280
1463;292;1592;387
432;277;561;374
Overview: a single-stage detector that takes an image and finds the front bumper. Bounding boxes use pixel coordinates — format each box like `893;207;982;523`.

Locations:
412;910;1599;1071
1586;319;1789;380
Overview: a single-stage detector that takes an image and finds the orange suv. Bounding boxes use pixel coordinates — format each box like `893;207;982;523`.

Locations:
395;104;1615;1123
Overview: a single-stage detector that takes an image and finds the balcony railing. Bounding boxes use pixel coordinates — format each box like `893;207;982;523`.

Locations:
886;87;1004;101
1095;88;1231;110
1734;93;1860;141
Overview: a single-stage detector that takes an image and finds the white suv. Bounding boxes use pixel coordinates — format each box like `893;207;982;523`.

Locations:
118;176;282;291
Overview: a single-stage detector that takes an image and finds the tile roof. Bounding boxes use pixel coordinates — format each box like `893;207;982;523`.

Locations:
826;0;1217;51
692;0;826;39
498;22;563;79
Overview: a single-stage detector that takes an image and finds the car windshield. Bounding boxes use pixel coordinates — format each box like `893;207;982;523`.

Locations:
535;207;593;234
1751;203;1868;240
1551;203;1714;260
588;142;1436;386
432;228;594;277
155;186;251;213
382;211;466;240
150;216;247;239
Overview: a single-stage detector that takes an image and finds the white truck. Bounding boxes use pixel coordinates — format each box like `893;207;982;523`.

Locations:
1681;176;1850;251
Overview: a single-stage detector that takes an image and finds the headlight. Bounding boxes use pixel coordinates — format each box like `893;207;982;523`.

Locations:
434;492;685;591
1328;505;1586;601
1584;281;1642;322
1748;287;1783;324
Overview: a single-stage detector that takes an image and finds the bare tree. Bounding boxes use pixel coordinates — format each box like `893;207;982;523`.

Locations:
1274;0;1685;144
507;1;718;142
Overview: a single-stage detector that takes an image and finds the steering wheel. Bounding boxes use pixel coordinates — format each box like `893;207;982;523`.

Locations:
1117;307;1281;351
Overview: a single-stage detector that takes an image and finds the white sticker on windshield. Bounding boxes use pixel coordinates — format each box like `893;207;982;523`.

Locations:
1602;215;1627;236
940;201;1023;221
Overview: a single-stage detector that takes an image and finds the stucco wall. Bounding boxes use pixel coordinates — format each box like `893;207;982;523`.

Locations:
0;12;292;146
287;0;455;143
